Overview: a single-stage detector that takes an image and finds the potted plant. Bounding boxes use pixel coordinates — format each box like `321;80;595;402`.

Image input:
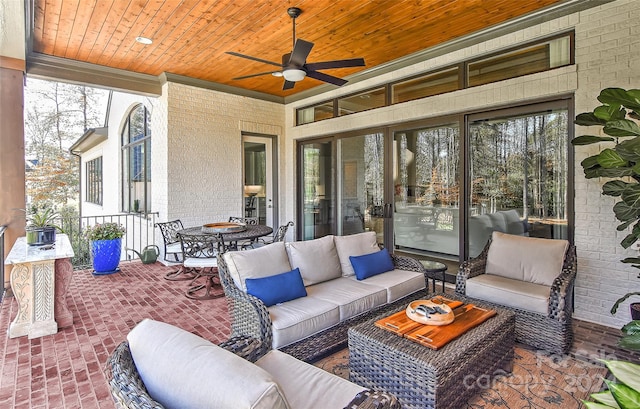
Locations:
572;87;640;350
583;359;640;408
23;205;61;246
84;222;126;275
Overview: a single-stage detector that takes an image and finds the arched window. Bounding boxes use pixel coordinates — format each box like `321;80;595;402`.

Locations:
121;104;151;213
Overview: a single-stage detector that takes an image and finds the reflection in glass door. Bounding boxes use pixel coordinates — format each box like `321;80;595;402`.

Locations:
338;133;385;244
393;124;460;257
468;106;569;256
243;135;275;226
300;141;333;239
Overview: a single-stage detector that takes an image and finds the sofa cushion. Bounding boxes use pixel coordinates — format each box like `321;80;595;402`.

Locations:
306;277;387;320
127;319;289;409
256;349;365;409
285;235;342;286
486;232;568;286
334;231;379;277
350;248;395;280
269;296;340;349
348;269;425;303
465;274;550;315
223;242;292;291
246;268;307;307
487;212;507;232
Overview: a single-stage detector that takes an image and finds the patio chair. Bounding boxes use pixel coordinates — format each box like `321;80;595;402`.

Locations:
243;221;293;249
456;231;577;354
228;216;259;249
178;233;224;300
155;219;195;281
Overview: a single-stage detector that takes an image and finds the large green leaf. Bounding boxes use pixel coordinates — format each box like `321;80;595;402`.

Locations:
598;149;627;168
621;184;640;208
572;135;616;145
598;88;640;112
618;333;640;351
605;379;640;409
604;119;640;137
604;360;640;393
617;220;635;231
583;401;617;409
621;233;639;249
603;181;630;196
582;155;601;169
591;391;622;408
593;167;635;178
621;320;640;335
595;104;627;121
621;258;640;265
616;137;640;162
576;112;608;126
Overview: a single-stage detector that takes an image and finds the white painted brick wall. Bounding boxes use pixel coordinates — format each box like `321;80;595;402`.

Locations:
283;0;640;328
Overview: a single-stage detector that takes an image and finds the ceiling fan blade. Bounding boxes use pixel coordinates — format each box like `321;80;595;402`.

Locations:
283;80;296;90
232;71;279;80
306;70;348;86
305;58;365;71
226;51;281;68
288;39;314;67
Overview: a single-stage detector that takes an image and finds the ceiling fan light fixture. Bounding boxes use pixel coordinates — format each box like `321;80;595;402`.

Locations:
282;68;306;82
272;72;283;77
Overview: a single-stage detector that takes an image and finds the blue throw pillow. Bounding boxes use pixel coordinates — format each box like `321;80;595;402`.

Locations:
350;248;395;280
245;268;307;307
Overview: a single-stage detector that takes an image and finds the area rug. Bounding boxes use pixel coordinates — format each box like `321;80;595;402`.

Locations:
313;345;606;408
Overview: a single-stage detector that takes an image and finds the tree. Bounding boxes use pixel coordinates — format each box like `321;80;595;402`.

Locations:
24;79;108;208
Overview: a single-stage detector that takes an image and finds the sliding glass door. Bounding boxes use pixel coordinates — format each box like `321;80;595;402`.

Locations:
468;102;570;256
393;122;461;257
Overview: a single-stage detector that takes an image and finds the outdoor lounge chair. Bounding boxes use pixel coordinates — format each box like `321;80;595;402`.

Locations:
456;231;577;354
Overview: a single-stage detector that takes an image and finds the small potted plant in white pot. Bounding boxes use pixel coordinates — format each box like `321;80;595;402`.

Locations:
84;222;126;275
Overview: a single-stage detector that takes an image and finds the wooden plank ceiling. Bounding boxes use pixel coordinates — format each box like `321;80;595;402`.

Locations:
32;0;564;98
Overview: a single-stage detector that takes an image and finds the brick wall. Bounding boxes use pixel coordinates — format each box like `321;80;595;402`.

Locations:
283;0;640;328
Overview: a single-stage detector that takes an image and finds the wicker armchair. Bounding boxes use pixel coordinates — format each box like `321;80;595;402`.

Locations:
456;236;577;354
106;336;400;409
218;251;425;362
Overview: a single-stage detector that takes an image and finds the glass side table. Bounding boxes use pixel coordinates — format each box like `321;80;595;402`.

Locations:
420;260;448;293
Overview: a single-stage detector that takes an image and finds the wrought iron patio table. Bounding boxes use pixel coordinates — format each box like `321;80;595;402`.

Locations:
348;292;515;409
177;224;273;251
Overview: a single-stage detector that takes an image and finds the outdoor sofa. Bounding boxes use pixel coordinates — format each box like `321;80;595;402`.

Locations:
456;231;577;354
218;231;426;362
106;318;400;409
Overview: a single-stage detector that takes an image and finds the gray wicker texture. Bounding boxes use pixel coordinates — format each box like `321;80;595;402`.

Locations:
217;251;426;363
348;293;515;409
106;336;399;409
455;238;577;354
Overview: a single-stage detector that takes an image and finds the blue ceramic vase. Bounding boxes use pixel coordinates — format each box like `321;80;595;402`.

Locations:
91;238;122;275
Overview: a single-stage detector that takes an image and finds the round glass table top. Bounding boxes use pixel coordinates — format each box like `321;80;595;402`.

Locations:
419;259;447;272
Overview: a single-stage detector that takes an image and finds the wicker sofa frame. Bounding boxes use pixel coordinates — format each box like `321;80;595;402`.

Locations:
217;252;426;363
455;238;577;354
105;335;399;409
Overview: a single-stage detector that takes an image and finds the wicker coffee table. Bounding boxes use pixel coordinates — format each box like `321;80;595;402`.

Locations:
348;293;515;409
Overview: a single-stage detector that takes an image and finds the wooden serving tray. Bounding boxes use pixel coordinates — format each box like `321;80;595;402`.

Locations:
375;297;496;350
201;222;246;233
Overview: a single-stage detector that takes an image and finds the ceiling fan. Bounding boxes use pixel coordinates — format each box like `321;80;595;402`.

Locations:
226;7;365;90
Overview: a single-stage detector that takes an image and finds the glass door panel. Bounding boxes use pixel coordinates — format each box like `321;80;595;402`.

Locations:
338;133;385;244
243;135;275;226
393;124;460;257
468;107;569;257
300;141;333;239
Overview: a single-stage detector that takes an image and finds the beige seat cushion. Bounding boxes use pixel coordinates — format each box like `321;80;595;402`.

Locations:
269;296;340;349
256;349;365;409
486;231;568;286
334;232;379;277
465;274;550;315
349;269;425;303
285;235;342;286
306;277;387;320
127;319;289;409
223;242;292;291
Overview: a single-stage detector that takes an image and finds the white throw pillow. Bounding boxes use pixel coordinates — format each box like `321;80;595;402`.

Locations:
223;242;292;291
127;319;290;409
285;235;342;286
486;231;568;286
334;231;379;277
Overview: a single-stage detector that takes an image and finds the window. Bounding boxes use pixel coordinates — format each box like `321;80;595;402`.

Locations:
338;88;386;115
86;157;102;205
122;104;151;213
392;67;460;104
297;101;334;125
